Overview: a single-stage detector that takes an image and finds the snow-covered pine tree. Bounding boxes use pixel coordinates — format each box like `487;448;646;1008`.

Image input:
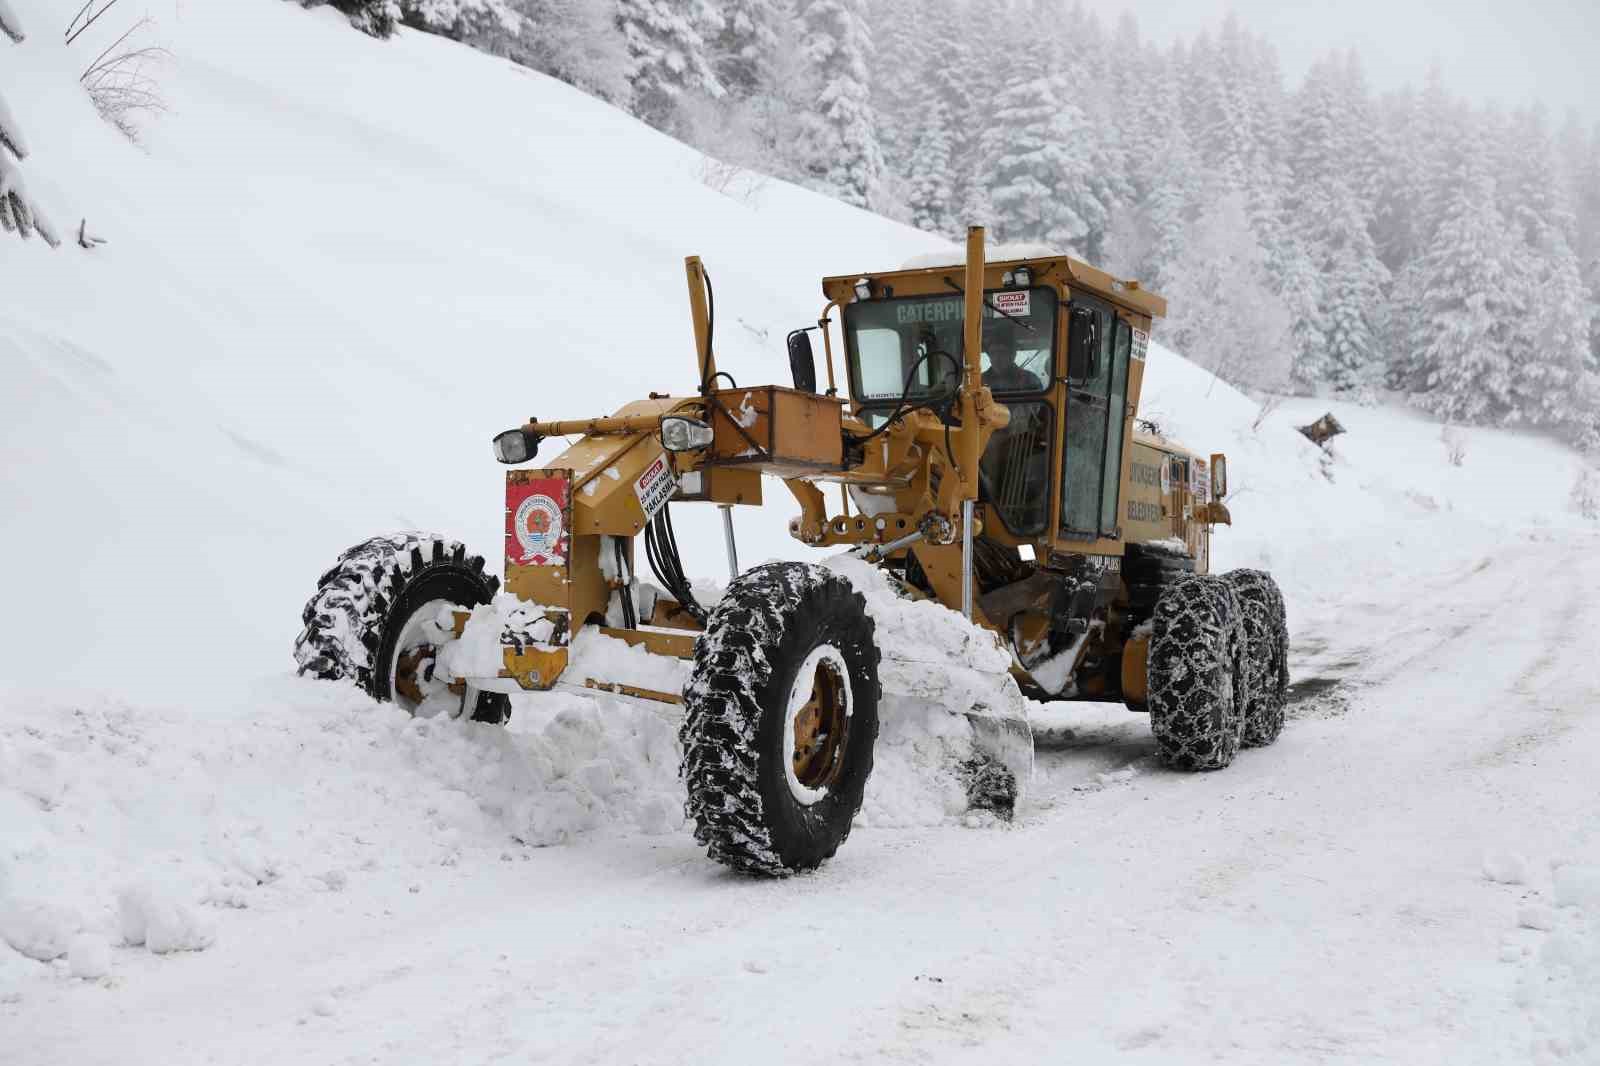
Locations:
1384;68;1470;390
1554;117;1600;373
1493;106;1594;433
900;53;957;236
498;0;630;105
1286;56;1388;392
1104;42;1201;294
1409;66;1466;251
1371;85;1426;274
313;0;401;38
615;0;725;131
1050;7;1127;263
795;0;882;210
1583;126;1600;369
1157;187;1293;390
1406;162;1522;424
987;14;1106;252
864;0;915;200
1182;17;1320;388
0;1;61;247
1309;179;1390;393
1337;50;1383;215
946;0;1003;235
1108;14;1156;204
400;0;519;42
714;0;782;99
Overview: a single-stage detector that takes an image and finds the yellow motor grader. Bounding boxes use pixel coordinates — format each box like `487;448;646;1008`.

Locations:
296;226;1289;876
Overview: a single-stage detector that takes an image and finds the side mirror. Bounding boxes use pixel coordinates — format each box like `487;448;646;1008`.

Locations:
1068;307;1099;383
787;329;817;393
1209;453;1228;499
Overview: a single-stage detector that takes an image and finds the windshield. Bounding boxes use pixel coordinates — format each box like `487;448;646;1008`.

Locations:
843;288;1058;404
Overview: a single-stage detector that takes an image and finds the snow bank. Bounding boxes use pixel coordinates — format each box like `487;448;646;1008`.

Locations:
1507;860;1600;1063
0;677;688;983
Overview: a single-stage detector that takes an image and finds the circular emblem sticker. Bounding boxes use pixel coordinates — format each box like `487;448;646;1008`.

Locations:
514;493;563;563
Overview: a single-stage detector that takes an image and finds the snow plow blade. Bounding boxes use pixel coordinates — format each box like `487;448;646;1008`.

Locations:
876;651;1036;815
963;708;1036;811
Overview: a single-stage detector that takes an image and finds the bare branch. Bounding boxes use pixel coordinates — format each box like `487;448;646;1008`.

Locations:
66;0;123;47
77;218;107;249
64;0;94;41
79;16;147;81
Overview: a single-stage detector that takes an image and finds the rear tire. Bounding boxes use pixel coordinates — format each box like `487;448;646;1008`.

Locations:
1147;575;1245;770
680;562;880;876
294;534;510;725
1223;569;1289;747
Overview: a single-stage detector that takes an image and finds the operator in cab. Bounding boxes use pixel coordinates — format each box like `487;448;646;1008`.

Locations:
982;331;1042;393
978;326;1050;533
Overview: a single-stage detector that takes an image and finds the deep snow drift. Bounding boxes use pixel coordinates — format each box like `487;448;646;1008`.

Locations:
4;2;1599;1063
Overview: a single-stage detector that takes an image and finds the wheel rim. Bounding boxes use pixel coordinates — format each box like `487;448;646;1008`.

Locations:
783;645;852;806
388;598;460;718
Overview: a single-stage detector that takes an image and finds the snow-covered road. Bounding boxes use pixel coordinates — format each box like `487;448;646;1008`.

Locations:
8;531;1595;1065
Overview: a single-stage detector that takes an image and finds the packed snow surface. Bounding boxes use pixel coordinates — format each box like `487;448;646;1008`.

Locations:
4;2;1599;1063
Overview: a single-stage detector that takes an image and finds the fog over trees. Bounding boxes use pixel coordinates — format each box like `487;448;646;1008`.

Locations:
313;0;1598;444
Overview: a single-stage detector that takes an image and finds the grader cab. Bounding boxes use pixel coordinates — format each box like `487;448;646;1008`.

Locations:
295;227;1290;877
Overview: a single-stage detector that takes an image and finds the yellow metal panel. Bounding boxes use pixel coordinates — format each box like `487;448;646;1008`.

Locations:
568;439;669;537
596;626;698;660
1122;633;1149;708
582;679;683;705
707;386;845;471
674;466;763;506
502;646;569;691
1120;441;1173;546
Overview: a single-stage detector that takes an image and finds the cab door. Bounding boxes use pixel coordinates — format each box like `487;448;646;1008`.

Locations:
1059;296;1132;541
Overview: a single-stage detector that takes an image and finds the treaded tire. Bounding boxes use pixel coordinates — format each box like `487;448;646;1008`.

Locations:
1223;569;1289;748
680;562;881;876
294;533;510;725
1147;574;1246;770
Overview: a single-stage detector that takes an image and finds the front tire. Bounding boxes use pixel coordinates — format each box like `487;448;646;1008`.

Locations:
294;534;511;725
1147;575;1246;770
680;562;880;876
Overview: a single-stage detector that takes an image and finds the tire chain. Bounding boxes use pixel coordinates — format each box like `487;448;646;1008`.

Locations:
1147;574;1247;770
1223;569;1290;748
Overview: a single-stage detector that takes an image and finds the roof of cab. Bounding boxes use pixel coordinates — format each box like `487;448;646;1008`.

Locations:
822;253;1167;320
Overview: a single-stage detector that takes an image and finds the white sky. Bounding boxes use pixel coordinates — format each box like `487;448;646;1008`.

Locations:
1099;0;1600;127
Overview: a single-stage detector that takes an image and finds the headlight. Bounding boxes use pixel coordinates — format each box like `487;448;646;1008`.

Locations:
492;428;539;464
660;415;714;453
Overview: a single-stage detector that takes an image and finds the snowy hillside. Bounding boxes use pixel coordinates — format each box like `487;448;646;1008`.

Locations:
0;0;947;702
4;3;1600;1064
